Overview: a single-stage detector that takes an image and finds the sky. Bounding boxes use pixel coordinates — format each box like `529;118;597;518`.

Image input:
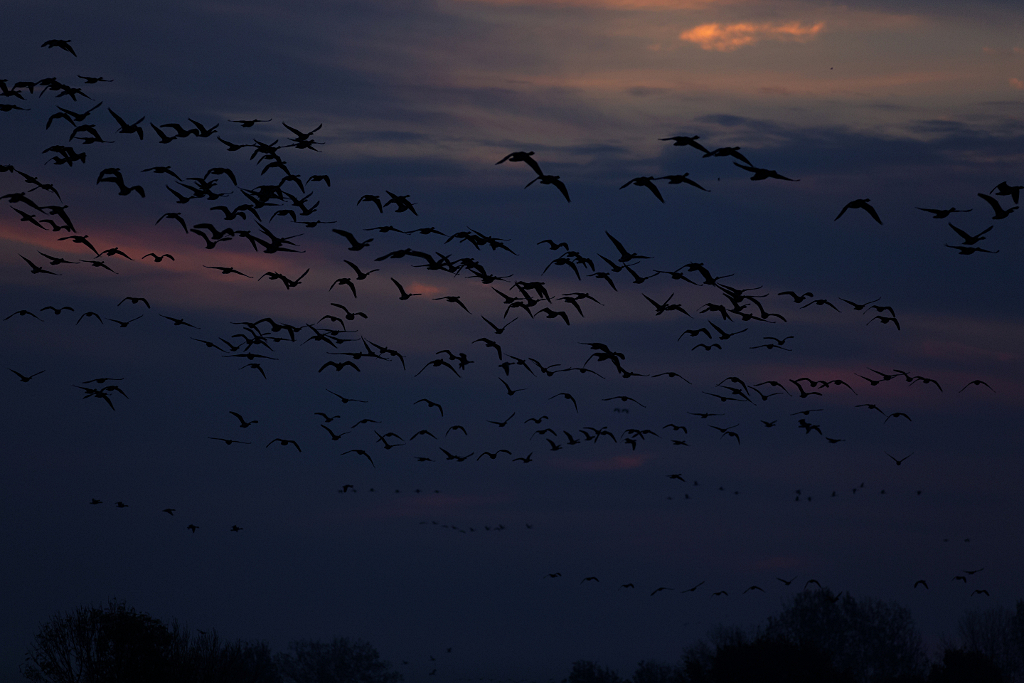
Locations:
2;1;1023;681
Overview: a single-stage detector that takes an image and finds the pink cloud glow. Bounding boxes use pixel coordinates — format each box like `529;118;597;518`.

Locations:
680;21;825;51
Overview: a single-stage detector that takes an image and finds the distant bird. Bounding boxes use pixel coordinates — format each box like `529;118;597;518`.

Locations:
357;194;383;212
525;174;570;202
42;39;76;56
835;198;882;224
977;193;1017;219
391;278;421;300
620;176;664;202
549;392;578;412
916;206;971;219
229;411;258;428
19;255;60;275
496;151;543;176
733;162;798;181
703;146;751;164
959;379;994;393
659;135;709;154
10;369;44;382
990;181;1022;204
656;173;709;191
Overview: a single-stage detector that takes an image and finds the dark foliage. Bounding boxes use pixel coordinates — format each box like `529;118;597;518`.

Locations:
927;648;1005;683
566;659;627;683
761;588;928;682
273;638;402;683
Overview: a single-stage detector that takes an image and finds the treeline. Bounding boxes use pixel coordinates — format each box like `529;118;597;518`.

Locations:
20;591;1024;683
20;600;401;683
568;589;1024;683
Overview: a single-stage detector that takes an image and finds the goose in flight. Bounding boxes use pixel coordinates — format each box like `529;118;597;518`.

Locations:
916;206;971;219
948;223;993;245
977;192;1017;219
391;278;421;300
496;151;543;176
10;369;44;382
991;181;1022;204
733;162;798;181
42;39;76;56
620;176;664;203
659;135;709;154
525;174;570;202
702;146;751;164
656;173;709;191
835;198;882;224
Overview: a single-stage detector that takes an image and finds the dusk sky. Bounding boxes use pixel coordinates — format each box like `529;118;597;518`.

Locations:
2;1;1023;681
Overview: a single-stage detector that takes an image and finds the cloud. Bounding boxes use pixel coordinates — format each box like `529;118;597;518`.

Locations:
452;0;724;8
1011;77;1024;90
680;21;824;51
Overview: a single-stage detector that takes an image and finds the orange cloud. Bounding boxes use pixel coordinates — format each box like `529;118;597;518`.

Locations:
680;21;824;51
453;0;725;8
1011;77;1024;90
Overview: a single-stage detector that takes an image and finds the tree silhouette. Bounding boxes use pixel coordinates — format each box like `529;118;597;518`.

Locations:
761;588;928;682
22;599;281;683
927;648;1005;683
273;638;402;683
953;601;1024;681
22;600;186;683
565;659;626;683
676;630;853;683
630;659;679;683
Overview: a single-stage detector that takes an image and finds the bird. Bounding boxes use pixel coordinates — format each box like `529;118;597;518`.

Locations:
703;146;751;164
496;151;543;176
656;173;709;191
19;255;60;275
886;452;913;465
659;135;709;153
42;39;77;56
959;379;994;393
733;162;798;181
391;278;421;300
620;176;665;202
499;378;525;396
977;192;1018;219
549;392;578;412
835;198;882;224
991;181;1022;203
524;174;570;202
10;369;44;382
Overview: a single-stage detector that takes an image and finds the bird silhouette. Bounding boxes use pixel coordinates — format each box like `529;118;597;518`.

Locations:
835;198;882;224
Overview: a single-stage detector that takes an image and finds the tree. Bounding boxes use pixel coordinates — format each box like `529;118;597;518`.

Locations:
274;638;402;683
955;604;1023;681
761;589;928;683
22;600;186;683
22;600;281;683
927;648;1004;683
630;659;679;683
565;660;625;683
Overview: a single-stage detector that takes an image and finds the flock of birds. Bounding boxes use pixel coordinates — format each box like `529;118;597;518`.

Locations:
2;39;1015;678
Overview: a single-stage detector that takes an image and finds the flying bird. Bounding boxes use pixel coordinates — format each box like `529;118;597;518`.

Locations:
835;198;882;224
